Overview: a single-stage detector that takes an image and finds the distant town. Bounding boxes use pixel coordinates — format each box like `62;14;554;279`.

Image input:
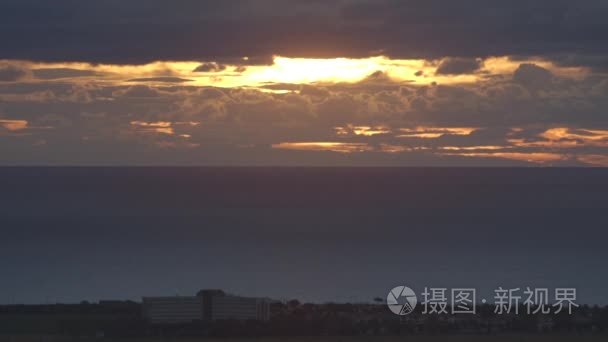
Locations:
0;289;607;338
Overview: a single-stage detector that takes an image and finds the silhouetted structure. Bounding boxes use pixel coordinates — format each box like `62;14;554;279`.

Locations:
142;289;269;324
142;296;203;324
1;300;607;337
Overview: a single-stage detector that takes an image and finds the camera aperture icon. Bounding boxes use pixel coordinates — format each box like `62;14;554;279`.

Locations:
387;286;417;315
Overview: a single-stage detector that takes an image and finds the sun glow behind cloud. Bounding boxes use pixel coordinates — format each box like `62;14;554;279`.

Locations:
0;54;604;166
3;55;588;90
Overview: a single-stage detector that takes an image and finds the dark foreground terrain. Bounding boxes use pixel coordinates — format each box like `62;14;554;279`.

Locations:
1;335;607;342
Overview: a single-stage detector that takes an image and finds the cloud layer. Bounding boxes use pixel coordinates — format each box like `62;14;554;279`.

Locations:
1;58;607;166
1;1;608;165
1;0;608;68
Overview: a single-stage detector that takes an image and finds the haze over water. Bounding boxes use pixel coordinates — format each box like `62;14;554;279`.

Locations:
1;167;607;305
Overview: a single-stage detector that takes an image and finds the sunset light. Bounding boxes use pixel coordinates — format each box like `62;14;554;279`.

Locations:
3;2;608;340
0;1;605;167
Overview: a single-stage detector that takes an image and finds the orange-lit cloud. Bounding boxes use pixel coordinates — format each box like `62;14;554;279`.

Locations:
509;128;608;148
440;146;508;151
0;119;28;131
441;152;567;164
129;121;200;136
0;56;607;166
397;127;477;139
272;142;372;153
377;144;431;153
541;128;608;145
335;125;391;137
130;121;174;135
577;154;608;167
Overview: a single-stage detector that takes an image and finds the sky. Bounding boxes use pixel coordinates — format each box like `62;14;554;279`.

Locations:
1;0;608;166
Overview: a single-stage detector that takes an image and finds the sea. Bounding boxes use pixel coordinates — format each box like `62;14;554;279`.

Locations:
1;167;607;305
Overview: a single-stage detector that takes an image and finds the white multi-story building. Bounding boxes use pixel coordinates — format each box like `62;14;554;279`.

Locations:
142;296;204;324
142;291;270;324
212;295;270;321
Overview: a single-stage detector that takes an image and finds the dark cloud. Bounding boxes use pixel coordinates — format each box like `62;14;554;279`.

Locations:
127;77;194;83
215;55;275;66
193;63;228;73
366;70;391;82
435;58;483;75
194;56;275;73
546;54;608;72
1;1;608;66
32;68;99;80
259;83;303;91
115;85;164;98
513;63;554;88
0;65;27;82
299;85;330;98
